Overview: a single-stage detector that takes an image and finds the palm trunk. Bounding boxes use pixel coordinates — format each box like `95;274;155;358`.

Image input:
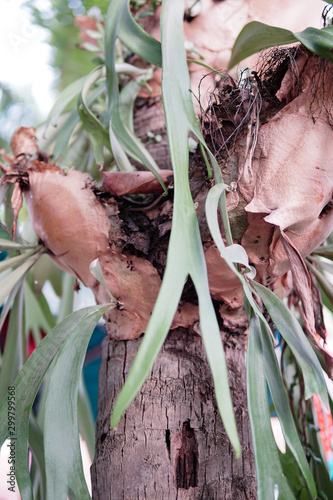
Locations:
91;324;256;499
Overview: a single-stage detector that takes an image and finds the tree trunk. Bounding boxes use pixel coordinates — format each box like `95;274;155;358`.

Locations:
91;324;256;499
91;31;256;498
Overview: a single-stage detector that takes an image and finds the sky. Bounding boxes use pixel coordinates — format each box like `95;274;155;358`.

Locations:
0;0;57;122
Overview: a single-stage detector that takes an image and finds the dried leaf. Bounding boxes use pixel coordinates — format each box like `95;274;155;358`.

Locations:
241;213;275;285
277;231;333;377
10;127;38;158
280;230;315;336
95;252;161;340
103;169;173;196
172;302;199;329
2;128;164;341
309;271;326;341
11;183;23;239
24;167;111;288
239;54;333;330
204;244;243;308
243;56;333;239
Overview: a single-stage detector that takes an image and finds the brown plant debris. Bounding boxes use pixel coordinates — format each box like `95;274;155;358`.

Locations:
1;48;333;372
0;129;196;340
0;129;163;340
202;47;333;373
103;170;173;196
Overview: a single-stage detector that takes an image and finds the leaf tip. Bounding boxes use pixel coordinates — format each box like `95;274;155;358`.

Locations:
110;412;120;429
234;442;241;459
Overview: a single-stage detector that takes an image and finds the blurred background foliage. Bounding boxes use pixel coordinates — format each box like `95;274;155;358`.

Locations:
25;0;100;90
0;83;40;151
0;0;109;151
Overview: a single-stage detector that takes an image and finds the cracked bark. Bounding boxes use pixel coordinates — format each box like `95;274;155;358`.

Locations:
91;325;256;499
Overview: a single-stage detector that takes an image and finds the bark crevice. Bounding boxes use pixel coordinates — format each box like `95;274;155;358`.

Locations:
91;327;256;500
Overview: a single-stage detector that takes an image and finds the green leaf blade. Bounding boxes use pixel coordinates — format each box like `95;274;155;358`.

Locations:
196;277;241;456
104;0;167;187
112;0;240;459
44;309;105;500
0;239;38;250
258;316;316;497
294;26;333;63
77;66;110;165
229;21;333;70
0;305;107;500
28;415;46;500
0;252;42;306
247;313;296;500
119;2;162;67
0;285;25;401
228;21;297;69
252;281;328;409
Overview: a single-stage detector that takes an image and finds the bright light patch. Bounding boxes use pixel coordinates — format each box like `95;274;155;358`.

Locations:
0;0;57;118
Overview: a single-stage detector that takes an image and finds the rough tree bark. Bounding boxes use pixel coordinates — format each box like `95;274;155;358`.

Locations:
91;325;255;499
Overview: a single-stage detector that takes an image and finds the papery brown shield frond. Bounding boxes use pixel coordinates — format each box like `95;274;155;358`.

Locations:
236;52;333;366
243;54;333;234
103;170;173;196
10;126;38;158
1;127;164;340
280;230;316;335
